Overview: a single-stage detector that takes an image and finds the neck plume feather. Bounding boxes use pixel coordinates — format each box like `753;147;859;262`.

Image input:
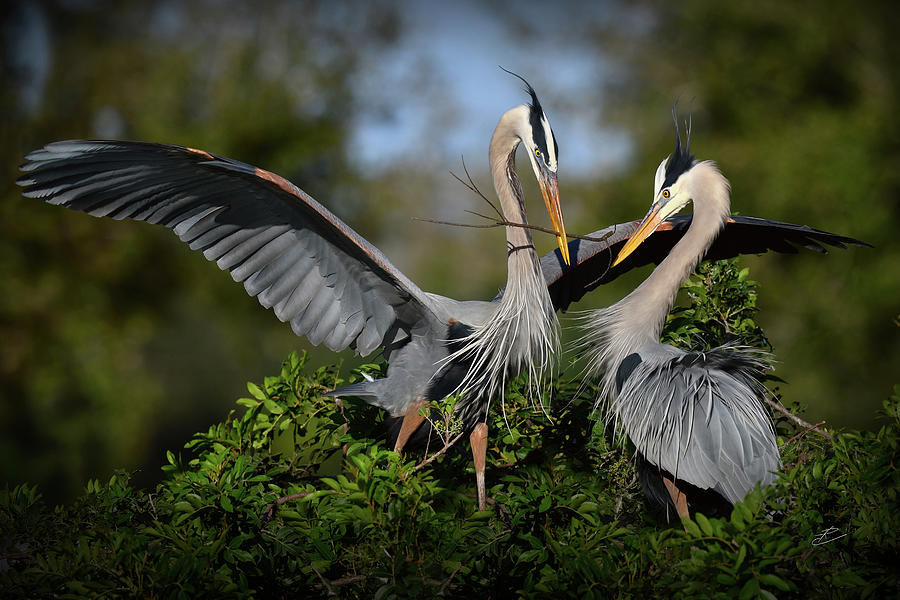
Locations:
441;106;560;423
577;161;731;409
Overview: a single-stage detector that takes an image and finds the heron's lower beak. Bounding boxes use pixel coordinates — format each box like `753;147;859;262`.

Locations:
540;173;569;266
613;199;672;267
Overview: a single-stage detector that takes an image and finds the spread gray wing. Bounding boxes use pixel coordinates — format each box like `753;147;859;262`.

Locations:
540;215;870;311
616;344;779;503
18;140;439;355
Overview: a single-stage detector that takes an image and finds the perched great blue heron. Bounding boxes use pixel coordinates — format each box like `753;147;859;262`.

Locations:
572;118;861;522
17;79;570;511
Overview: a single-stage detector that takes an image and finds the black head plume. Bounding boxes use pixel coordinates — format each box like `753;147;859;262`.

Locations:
499;66;556;163
661;99;696;190
500;66;544;117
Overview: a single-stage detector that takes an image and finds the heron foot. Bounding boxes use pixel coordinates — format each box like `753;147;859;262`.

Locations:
470;422;489;511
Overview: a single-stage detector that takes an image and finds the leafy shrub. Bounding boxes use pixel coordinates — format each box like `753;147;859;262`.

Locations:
1;261;898;598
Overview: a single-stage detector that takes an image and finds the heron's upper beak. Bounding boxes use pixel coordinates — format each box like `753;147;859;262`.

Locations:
612;194;683;267
539;170;569;266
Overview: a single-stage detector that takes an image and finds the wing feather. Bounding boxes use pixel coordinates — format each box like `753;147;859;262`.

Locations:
18;140;439;355
542;214;869;311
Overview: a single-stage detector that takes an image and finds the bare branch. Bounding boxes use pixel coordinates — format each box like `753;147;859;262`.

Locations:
462;156;504;219
766;397;834;441
413;430;466;471
439;562;462;596
311;563;336;596
444;154;622;245
464;209;499;221
448;156;504;220
414;216;614;243
784;420;831;447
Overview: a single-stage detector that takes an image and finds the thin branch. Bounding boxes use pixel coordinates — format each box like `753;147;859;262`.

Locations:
413;430;466;471
446;155;617;243
311;563;336;596
784;420;831;447
321;575;367;589
414;215;613;243
464;209;499;221
765;397;834;441
449;157;503;220
438;562;463;596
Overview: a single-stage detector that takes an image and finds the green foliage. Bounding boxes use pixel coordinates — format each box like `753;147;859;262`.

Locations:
661;259;770;352
2;346;898;597
2;261;898;597
420;393;465;445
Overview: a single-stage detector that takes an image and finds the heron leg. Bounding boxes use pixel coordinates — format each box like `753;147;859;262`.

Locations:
470;422;488;511
662;475;690;521
394;400;428;453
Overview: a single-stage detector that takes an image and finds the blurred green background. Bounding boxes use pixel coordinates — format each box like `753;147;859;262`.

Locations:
2;0;897;502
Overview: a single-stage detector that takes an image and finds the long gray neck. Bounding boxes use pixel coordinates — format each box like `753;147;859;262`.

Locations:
619;161;730;346
580;161;731;404
443;108;558;421
489;115;536;266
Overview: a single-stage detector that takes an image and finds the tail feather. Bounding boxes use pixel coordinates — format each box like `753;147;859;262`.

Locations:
327;380;397;414
326;381;379;398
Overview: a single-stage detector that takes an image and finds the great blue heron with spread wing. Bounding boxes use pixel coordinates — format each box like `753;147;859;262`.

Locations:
17;77;570;511
571;116;863;522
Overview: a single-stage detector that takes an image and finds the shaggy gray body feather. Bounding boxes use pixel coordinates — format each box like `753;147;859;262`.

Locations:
615;344;776;503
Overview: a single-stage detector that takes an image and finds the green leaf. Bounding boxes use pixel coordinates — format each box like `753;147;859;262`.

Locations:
695;512;713;536
538;496;552;512
813;461;823;479
468;510;493;522
734;544;747;572
247;382;266;400
263;398;284;414
760;574;790;591
683;518;702;538
717;573;737;586
738;578;759;600
220;495;234;513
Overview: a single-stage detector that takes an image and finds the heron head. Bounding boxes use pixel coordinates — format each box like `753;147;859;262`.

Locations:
613;109;697;267
501;68;568;264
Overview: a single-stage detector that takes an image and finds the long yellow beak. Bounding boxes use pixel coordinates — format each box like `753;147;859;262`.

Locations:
612;202;666;267
540;173;570;265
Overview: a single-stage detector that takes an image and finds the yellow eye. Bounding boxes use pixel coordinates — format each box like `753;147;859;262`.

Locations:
534;149;541;157
662;189;670;198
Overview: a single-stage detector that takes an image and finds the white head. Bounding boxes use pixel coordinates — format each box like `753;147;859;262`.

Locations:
496;69;568;264
613;110;727;266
